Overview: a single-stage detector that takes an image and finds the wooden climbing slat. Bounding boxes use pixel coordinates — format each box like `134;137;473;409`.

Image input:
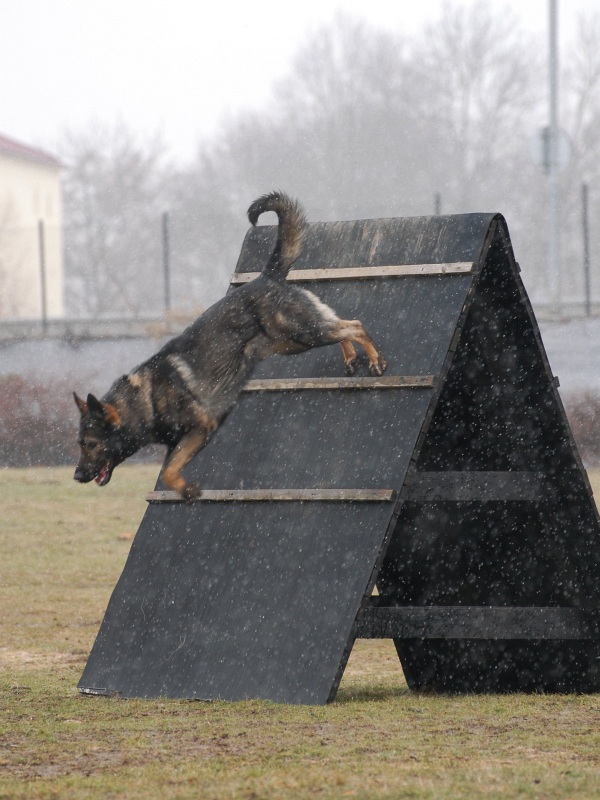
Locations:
404;471;546;502
354;604;600;640
230;262;474;284
147;488;397;503
244;376;435;391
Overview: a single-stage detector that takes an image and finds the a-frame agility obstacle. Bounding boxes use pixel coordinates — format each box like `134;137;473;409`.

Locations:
79;212;600;703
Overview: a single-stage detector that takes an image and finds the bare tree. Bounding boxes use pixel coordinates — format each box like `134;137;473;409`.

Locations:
163;126;272;310
270;13;434;219
412;1;542;203
168;8;431;285
170;7;539;284
60;121;169;317
564;13;600;183
557;13;600;302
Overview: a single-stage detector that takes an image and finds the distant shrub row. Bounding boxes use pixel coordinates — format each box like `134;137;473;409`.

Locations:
0;375;78;467
0;374;599;470
564;391;600;468
0;374;163;468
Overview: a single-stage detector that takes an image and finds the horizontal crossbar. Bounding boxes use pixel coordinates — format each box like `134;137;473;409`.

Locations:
244;376;435;391
404;471;546;502
230;263;474;284
354;605;600;640
147;488;397;503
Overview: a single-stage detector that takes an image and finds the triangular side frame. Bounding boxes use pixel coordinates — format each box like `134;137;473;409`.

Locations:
353;217;600;695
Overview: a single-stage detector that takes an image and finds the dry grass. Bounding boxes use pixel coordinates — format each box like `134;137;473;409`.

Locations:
1;466;600;799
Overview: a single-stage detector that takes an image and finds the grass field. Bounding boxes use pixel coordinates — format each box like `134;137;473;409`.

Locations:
1;465;600;799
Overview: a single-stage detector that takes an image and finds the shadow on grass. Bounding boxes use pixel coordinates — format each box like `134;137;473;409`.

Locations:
334;683;411;704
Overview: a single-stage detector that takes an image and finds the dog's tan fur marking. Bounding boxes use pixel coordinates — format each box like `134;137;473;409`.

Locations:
102;402;121;427
331;320;387;375
161;408;218;500
340;340;358;366
130;370;154;422
128;372;144;388
162;430;208;500
168;355;197;393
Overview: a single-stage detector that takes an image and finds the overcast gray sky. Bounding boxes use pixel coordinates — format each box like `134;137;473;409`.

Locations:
0;0;597;162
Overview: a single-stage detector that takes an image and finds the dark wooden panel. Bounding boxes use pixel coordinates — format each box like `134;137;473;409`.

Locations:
235;215;496;274
396;639;600;693
416;231;585;475
176;389;434;492
378;502;600;609
354;605;600;640
246;276;472;380
78;501;396;704
404;472;546;502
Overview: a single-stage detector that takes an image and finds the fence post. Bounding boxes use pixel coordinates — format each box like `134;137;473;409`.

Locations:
38;219;48;334
162;212;171;313
582;183;591;317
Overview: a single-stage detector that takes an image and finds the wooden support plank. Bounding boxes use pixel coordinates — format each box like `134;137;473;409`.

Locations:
147;488;398;503
244;375;435;391
404;471;546;502
354;605;600;640
230;262;474;284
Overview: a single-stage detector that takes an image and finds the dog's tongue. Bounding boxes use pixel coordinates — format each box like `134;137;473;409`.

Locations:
95;464;110;486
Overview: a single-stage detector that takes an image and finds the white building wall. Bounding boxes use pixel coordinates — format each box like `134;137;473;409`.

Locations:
0;151;63;319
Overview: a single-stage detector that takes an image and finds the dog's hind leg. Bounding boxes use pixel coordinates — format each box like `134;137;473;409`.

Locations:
340;341;359;376
333;320;387;376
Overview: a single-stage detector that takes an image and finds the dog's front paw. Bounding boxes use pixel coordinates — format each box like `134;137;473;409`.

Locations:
344;358;358;377
180;483;202;502
369;357;388;377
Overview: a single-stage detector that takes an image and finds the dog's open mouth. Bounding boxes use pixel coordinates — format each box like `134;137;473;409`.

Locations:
95;463;112;486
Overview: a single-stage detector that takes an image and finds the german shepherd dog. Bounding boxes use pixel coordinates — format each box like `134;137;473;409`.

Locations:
74;192;387;500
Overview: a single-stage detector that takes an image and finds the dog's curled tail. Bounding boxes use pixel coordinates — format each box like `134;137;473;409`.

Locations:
247;191;308;281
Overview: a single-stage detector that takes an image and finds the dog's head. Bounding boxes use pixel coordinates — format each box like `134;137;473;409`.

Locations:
73;392;123;487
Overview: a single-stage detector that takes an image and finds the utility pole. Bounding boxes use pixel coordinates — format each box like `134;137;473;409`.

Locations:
582;183;591;316
548;0;561;316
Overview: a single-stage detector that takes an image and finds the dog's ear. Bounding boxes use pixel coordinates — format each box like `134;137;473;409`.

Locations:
86;393;121;427
86;393;104;417
73;392;88;416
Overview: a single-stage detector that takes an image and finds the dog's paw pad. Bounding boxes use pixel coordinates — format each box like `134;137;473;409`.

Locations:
344;360;358;376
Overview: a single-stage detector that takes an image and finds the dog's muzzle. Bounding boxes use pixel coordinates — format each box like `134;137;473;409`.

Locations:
74;466;94;483
74;462;112;485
